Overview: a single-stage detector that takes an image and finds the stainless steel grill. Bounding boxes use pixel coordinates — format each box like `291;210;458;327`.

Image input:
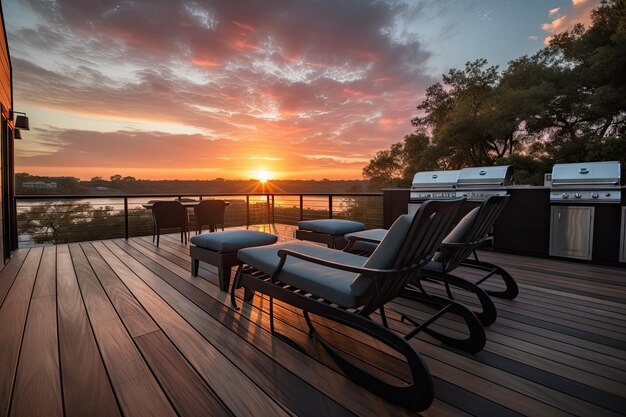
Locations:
408;170;459;215
456;165;513;202
550;161;621;203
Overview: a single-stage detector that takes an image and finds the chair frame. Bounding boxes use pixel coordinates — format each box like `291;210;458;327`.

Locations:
230;199;479;411
151;201;189;247
345;195;516;327
193;200;226;234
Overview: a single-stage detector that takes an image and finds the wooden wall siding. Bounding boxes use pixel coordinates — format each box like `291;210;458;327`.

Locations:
0;13;10;116
0;225;625;416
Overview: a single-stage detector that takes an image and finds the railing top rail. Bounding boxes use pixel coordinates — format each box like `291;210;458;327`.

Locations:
15;192;383;200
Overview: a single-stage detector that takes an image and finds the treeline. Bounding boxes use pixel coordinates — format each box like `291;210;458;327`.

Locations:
364;0;626;187
15;173;371;195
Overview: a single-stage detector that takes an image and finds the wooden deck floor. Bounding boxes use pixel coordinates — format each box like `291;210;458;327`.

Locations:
1;224;625;417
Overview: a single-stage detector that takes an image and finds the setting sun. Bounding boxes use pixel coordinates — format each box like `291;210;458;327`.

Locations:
254;170;272;183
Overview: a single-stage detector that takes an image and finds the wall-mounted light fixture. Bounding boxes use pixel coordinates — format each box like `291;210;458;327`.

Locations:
10;110;30;130
14;129;22;140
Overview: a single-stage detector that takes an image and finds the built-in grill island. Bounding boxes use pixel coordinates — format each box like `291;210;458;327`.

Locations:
549;161;622;262
407;170;460;215
383;160;625;265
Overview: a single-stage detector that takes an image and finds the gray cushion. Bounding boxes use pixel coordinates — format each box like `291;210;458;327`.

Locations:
297;219;365;235
190;230;277;253
351;215;414;295
432;207;479;262
344;229;387;254
238;242;367;308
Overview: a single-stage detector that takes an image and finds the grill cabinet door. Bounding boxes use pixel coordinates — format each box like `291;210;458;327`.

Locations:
549;206;594;260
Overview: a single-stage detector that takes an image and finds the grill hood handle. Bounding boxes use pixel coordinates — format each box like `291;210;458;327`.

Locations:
552;180;619;186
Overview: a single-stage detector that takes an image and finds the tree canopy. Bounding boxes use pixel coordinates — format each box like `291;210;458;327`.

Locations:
363;0;626;187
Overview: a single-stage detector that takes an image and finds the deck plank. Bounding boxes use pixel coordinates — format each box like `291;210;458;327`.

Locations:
68;244;177;417
56;245;121;417
0;248;42;417
9;247;62;417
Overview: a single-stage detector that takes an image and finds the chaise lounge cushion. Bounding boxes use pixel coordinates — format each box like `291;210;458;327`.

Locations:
297;219;365;235
238;242;367;308
190;230;277;253
431;207;479;263
351;214;414;295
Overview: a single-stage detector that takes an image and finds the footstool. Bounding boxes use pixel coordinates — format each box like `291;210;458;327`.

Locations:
190;230;278;291
295;219;365;249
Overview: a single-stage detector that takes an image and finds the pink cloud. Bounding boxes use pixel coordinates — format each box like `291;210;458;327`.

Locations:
8;0;435;179
541;0;600;45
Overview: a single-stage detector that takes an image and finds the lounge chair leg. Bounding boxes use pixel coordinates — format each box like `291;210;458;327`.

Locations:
230;265;243;310
379;307;389;328
400;287;486;353
269;296;275;334
461;258;519;299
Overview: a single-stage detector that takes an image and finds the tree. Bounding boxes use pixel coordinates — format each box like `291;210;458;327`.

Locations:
411;59;519;167
362;142;405;189
363;0;626;186
19;202;92;244
362;133;433;189
110;174;122;181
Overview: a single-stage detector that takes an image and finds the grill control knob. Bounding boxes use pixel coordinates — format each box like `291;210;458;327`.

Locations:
574;193;581;199
561;193;569;199
605;192;612;197
591;193;599;199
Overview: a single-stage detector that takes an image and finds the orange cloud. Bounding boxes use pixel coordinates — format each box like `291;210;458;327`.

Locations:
192;58;222;67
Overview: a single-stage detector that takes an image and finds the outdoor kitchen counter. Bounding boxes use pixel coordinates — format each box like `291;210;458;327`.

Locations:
382;186;626;265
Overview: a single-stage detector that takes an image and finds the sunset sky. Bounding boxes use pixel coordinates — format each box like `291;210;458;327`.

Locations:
4;0;599;180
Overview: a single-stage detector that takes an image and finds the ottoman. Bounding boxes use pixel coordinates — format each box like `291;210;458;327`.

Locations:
295;219;365;249
190;230;278;291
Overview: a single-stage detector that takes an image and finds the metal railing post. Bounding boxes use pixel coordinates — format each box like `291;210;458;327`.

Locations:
123;197;129;240
271;194;275;224
246;195;250;226
328;195;333;219
299;195;304;221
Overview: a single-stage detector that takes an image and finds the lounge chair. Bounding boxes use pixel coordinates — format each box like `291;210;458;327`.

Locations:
230;199;482;412
345;195;516;326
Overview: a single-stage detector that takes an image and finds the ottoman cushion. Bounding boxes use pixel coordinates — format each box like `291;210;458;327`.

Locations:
190;230;277;253
297;219;365;235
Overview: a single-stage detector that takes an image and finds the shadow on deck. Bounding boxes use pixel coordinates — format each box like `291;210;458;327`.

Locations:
0;224;625;416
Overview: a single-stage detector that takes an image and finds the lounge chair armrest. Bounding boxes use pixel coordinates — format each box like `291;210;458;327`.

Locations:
441;237;488;249
346;235;383;245
276;249;400;277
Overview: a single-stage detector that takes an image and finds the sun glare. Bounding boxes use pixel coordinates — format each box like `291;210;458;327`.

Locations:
255;170;272;183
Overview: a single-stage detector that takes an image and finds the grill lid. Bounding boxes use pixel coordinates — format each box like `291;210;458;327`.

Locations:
411;170;460;189
551;161;620;187
456;165;513;189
